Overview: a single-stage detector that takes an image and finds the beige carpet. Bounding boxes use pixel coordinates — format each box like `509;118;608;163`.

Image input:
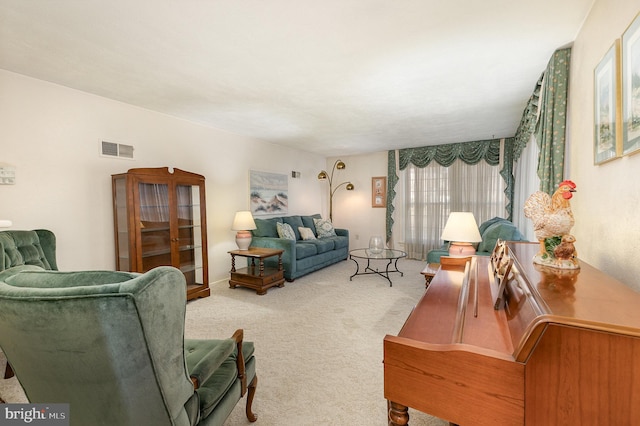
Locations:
1;258;448;426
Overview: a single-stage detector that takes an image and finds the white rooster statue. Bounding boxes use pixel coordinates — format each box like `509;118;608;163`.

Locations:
523;180;579;269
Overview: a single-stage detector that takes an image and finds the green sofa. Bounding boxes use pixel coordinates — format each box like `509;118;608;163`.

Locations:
426;217;527;263
250;214;349;281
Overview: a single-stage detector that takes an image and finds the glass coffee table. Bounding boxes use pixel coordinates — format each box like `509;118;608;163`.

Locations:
349;248;407;287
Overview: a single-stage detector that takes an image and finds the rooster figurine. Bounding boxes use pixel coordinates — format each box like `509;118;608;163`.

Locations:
524;180;579;269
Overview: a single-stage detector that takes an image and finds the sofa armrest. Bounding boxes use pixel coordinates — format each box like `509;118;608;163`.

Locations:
250;236;296;252
335;228;349;238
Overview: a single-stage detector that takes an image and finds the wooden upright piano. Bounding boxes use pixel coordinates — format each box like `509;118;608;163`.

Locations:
384;242;640;426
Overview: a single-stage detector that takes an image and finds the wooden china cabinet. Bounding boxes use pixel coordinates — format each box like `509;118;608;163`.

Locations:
111;167;210;300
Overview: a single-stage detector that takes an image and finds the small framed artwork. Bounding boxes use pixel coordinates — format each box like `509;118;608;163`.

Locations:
594;40;622;164
622;12;640;156
371;176;386;208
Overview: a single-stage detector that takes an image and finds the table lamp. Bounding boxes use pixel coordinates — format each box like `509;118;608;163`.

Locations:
232;211;257;250
441;212;482;256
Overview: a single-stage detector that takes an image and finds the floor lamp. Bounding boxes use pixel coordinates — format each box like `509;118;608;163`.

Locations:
318;159;354;221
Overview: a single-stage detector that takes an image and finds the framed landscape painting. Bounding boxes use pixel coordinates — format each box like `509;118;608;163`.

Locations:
594;41;621;164
249;170;288;216
622;12;640;156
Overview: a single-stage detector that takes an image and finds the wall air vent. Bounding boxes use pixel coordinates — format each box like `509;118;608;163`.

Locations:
101;141;135;160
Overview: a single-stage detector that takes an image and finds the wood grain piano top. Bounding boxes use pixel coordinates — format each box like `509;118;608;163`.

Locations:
509;242;640;335
397;242;640;360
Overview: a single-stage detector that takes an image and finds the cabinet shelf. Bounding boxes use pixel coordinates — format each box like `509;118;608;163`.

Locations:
112;167;210;301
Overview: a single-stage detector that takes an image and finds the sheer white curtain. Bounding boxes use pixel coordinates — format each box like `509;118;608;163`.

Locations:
512;136;540;241
403;158;507;260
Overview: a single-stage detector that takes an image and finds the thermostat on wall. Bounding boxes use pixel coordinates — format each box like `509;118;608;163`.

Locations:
0;164;16;185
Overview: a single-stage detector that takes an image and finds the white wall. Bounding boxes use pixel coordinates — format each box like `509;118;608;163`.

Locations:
325;152;389;250
568;0;640;290
0;70;325;283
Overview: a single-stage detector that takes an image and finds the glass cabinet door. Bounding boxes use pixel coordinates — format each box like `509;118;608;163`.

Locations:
113;177;130;270
176;184;204;286
137;183;172;272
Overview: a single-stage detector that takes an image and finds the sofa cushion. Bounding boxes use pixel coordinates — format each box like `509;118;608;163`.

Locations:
276;222;296;240
314;218;337;238
295;242;318;259
304;239;334;254
282;216;304;240
253;218;282;238
325;235;349;250
301;214;322;236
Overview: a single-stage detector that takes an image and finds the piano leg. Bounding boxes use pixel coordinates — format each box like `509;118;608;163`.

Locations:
388;400;409;426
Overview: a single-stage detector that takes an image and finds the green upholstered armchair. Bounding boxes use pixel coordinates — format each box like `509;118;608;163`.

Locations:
0;229;58;380
0;229;58;274
0;266;257;426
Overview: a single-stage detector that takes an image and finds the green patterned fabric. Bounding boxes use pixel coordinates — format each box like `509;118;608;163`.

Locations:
386;150;399;245
276;222;296;240
514;74;544;161
398;139;500;169
536;47;571;194
501;137;516;221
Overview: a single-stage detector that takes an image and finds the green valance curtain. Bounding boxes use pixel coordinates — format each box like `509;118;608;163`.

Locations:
398;139;501;168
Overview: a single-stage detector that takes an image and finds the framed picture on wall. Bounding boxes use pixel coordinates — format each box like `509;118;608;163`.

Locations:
622;12;640;156
371;176;386;208
594;40;622;165
249;170;288;216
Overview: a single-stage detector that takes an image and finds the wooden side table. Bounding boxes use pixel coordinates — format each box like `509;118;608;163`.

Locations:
420;263;440;287
228;247;285;295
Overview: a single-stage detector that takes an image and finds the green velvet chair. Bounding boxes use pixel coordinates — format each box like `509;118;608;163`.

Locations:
0;266;257;426
0;229;59;380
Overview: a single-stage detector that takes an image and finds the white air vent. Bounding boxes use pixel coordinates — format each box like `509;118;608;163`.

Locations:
101;141;135;160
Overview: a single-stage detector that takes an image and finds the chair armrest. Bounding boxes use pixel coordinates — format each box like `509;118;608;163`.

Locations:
185;338;235;390
231;329;247;396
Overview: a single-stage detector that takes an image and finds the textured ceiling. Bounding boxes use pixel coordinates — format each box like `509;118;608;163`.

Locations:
0;1;593;156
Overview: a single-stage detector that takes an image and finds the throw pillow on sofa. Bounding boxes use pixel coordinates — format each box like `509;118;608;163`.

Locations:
299;227;316;240
313;218;337;238
276;222;296;240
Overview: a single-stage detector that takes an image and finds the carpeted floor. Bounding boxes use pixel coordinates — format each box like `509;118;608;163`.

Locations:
1;258;448;426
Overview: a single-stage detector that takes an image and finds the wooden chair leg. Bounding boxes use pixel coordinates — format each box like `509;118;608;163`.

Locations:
245;375;258;422
4;363;14;379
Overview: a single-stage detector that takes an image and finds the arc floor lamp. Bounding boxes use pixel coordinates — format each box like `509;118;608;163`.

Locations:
318;159;354;221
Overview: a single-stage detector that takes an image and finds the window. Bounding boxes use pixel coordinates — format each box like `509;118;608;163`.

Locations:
403;158;507;260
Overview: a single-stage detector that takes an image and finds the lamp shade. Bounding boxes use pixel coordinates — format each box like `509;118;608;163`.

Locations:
441;212;482;243
231;211;256;231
